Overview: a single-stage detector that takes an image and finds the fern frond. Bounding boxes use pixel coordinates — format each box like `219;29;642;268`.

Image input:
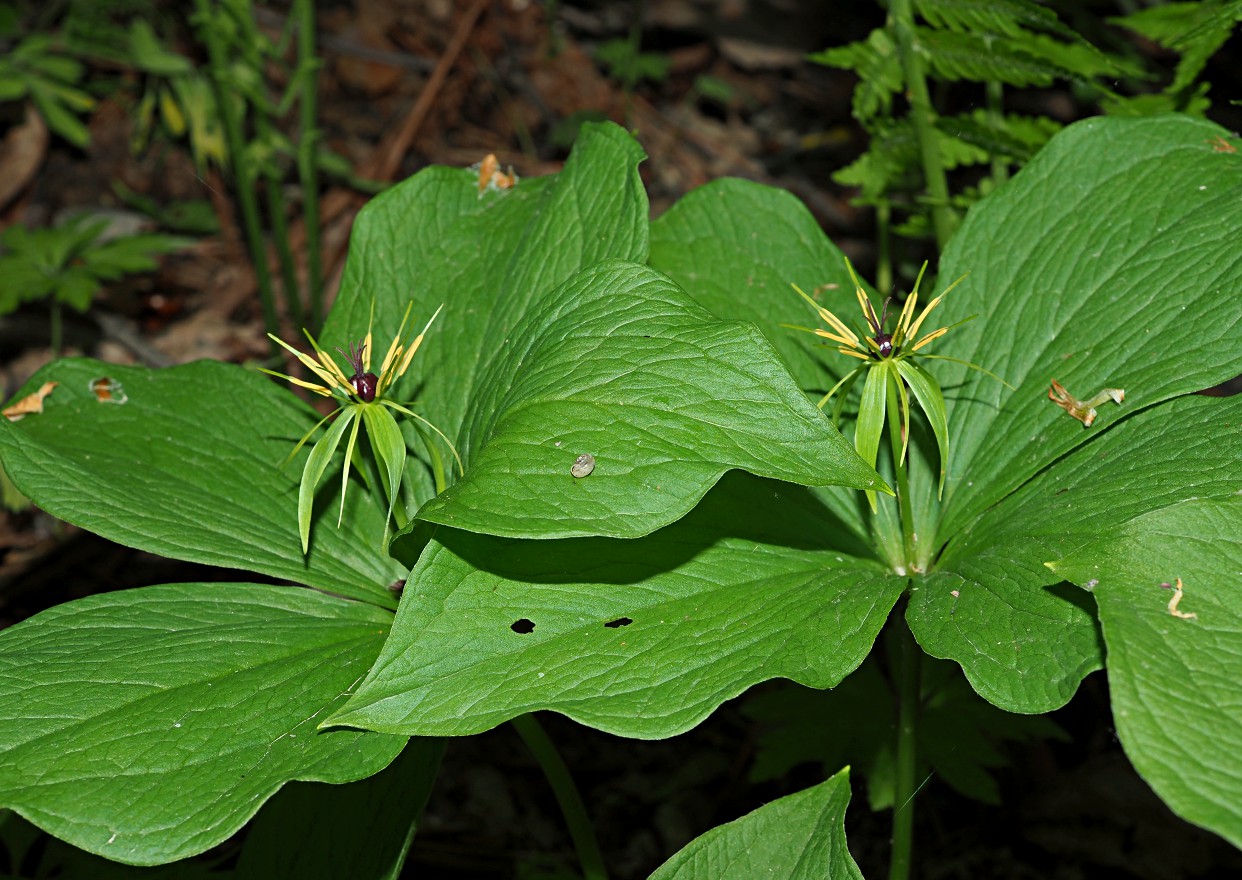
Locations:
936;111;1061;163
809;28;903;122
917;28;1073;87
915;0;1077;42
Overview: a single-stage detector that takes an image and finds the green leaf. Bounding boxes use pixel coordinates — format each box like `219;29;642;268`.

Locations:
1049;494;1242;848
936;115;1242;545
0;584;407;865
323;121;648;472
235;738;443;880
0;359;406;608
915;395;1242;713
916;28;1069;87
647;768;862;880
329;472;908;738
415;260;884;539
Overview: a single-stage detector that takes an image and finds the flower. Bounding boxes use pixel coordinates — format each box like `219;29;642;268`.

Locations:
262;302;460;554
788;259;1009;511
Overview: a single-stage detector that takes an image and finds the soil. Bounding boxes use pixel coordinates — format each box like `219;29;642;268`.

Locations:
2;1;1240;878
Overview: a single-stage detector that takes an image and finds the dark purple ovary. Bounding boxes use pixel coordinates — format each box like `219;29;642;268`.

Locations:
350;372;379;402
876;333;893;357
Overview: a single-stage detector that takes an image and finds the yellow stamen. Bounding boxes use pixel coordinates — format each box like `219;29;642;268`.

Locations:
269;334;342;390
260;369;335;397
910;326;948;352
792;284;859;347
378;302;415;379
905;294;944;344
839;347;870;361
813;328;857;348
894;291;918;346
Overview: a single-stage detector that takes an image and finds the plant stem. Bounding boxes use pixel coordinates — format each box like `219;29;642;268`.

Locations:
195;0;281;356
986;80;1009;186
294;0;324;333
889;0;957;250
511;713;609;880
888;605;921;880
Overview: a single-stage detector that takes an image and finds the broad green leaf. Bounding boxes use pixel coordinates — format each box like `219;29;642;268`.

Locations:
0;358;405;608
329;472;907;738
235;738;444;880
648;768;862;880
0;584;406;865
322;121;648;484
650;177;882;545
935;114;1242;543
912;395;1242;712
1049;495;1242;849
415;260;884;538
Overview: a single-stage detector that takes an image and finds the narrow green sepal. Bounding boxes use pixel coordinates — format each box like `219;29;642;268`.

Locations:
856;365;888;512
298;406;358;553
361;403;407;538
895;358;950;499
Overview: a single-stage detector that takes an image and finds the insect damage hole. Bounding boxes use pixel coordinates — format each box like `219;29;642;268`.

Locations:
510;618;535;634
604;617;633;629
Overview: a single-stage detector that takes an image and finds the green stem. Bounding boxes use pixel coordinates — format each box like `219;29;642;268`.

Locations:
986;80;1009;186
294;0;324;332
511;714;609;880
195;0;281;356
875;199;892;297
889;0;956;251
888;607;921;880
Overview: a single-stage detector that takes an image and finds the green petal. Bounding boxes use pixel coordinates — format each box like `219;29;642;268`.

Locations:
299;407;358;554
361;403;407;537
855;365;888;512
896;358;949;499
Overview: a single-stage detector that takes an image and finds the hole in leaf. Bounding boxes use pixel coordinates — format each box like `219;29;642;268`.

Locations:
511;618;535;634
604;617;632;628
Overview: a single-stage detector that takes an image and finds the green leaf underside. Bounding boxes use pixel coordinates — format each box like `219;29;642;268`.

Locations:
235;738;444;880
0;359;405;607
648;768;862;880
0;584;406;865
329;472;908;738
322;121;649;504
911;395;1242;713
1048;495;1242;850
935;115;1242;543
415;260;884;539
